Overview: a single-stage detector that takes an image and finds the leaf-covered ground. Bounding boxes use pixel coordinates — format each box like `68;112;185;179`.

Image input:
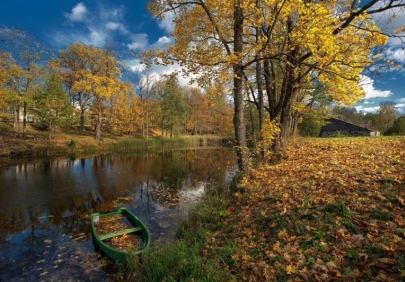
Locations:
206;137;405;281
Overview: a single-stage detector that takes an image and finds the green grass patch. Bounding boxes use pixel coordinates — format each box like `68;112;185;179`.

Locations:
127;241;231;282
322;200;351;218
126;179;237;281
371;209;394;221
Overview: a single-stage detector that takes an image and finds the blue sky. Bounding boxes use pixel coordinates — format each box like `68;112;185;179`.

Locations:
0;0;404;115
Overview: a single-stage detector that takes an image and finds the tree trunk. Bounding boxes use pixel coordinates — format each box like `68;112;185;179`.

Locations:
277;101;292;150
95;103;102;140
255;27;264;133
233;6;249;173
146;104;149;139
80;110;86;132
14;107;19;134
48;123;52;141
161;119;164;136
22;101;27;138
256;56;265;159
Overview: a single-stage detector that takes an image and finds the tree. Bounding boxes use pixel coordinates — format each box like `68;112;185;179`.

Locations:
0;52;15;118
183;86;208;135
31;65;76;139
58;43;127;140
0;27;46;137
146;0;250;172
158;76;187;138
91;48;124;140
332;106;365;126
146;0;405;173
205;82;234;136
375;101;398;133
107;81;141;136
138;68;156;138
385;116;405;136
58;43;98;132
298;114;323;137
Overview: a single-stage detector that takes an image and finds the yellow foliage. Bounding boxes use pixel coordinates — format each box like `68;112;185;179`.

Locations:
256;120;281;159
147;0;390;110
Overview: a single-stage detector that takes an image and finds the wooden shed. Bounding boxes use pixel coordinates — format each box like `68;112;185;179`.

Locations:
319;118;380;137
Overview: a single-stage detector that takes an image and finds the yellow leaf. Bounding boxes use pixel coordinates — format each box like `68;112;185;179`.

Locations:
273;241;281;252
277;228;289;240
393;234;402;244
286;264;296;274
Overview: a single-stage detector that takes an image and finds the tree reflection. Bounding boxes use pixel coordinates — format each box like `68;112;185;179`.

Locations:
0;147;237;280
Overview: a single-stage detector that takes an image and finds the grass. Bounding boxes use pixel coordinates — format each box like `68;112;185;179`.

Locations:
123;136;405;281
125;182;239;281
0;122;232;169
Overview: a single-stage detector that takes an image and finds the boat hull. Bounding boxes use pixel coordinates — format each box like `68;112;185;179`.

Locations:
91;207;151;261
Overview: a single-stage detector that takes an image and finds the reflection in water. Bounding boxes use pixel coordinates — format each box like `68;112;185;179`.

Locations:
0;147;237;281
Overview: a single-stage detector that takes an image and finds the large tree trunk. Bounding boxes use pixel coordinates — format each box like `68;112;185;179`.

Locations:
233;6;249;173
279;103;291;148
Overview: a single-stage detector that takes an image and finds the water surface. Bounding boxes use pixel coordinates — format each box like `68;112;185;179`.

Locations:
0;147;237;281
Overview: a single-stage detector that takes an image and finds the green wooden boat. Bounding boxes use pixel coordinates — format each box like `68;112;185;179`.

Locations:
91;207;151;261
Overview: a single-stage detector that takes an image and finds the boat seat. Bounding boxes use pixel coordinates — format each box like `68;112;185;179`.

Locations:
99;226;143;241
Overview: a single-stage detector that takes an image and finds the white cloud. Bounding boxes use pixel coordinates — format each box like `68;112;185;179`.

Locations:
51;29;105;48
371;3;405;46
127;33;149;51
359;75;393;99
153;36;172;48
56;3;180;86
125;58;146;72
157;11;175;34
127;35;172;53
55;3;130;47
355;105;380;114
64;2;87;22
395;98;405;114
385;47;405;62
106;22;127;34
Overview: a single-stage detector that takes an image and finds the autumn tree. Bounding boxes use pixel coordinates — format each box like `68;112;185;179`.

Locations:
146;0;250;171
374;101;398;133
91;48;125;140
138;69;157;138
205;82;234;136
0;52;15;118
146;0;405;172
0;27;45;137
58;43;127;140
58;43;97;132
182;86;207;135
107;81;141;136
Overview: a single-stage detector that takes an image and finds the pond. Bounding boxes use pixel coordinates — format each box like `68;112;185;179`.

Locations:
0;147;237;281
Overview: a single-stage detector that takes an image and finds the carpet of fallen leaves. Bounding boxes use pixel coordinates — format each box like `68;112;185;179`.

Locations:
206;137;405;281
96;215;141;252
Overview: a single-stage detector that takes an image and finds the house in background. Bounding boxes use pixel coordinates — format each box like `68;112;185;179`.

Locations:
319;117;380;137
